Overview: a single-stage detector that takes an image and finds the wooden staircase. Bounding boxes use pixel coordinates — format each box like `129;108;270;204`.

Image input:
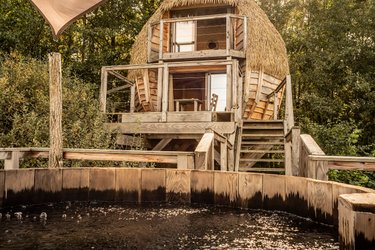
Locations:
238;120;286;173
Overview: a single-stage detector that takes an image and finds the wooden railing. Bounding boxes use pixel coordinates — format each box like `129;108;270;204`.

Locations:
0;148;194;170
148;14;247;62
194;129;233;171
299;134;375;180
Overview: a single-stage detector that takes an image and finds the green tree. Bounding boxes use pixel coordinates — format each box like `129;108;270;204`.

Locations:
0;53;116;166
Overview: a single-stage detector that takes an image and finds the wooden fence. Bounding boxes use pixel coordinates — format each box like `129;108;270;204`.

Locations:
299;134;375;180
0;148;194;170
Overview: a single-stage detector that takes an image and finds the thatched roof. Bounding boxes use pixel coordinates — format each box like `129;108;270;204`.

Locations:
130;0;289;79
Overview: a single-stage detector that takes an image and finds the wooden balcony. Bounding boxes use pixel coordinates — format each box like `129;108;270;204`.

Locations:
148;14;247;62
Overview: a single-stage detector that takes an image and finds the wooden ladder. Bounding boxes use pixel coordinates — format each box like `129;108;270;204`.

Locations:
237;120;286;173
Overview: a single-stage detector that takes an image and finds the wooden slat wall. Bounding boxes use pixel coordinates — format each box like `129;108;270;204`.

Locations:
243;71;284;120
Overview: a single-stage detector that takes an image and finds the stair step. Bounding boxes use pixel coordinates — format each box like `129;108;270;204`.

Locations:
242;134;284;138
240;159;285;163
241;141;284;145
240;150;284;154
239;168;285;173
243;125;284;130
243;120;284;123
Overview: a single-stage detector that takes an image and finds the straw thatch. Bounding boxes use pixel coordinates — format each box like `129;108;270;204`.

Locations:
130;0;289;79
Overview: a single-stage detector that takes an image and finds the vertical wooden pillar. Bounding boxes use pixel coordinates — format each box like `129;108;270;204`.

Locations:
273;92;278;120
226;60;232;111
285;75;294;130
49;53;63;168
291;127;301;176
130;84;135;113
100;67;108;113
156;66;163;112
161;64;169;122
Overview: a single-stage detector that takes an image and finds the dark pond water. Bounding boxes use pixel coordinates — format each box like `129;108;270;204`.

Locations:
0;202;339;249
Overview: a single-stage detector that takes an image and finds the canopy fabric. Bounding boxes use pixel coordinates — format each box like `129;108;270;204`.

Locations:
30;0;107;38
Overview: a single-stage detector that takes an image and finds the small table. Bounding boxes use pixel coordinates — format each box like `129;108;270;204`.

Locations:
175;99;202;112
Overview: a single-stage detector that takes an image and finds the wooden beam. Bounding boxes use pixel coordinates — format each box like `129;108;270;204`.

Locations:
159;20;164;60
107;84;131;95
226;58;232;111
157;66;163;111
108;70;134;85
194;132;215;170
130;85;135;113
220;140;228;171
100;67;108;112
106;122;236;135
285;75;294;131
48;52;63;168
162;64;169;120
152;139;172;151
143;69;150;103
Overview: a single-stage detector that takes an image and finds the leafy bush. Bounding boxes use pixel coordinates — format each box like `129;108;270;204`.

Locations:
0;53;117;167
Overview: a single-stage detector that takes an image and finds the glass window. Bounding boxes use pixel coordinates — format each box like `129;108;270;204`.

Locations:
210;74;227;111
174;21;195;52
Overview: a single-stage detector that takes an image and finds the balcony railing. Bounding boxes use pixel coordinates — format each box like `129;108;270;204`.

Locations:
148;14;247;62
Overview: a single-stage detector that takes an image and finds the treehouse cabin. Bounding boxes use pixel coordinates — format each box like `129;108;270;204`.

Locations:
100;0;296;173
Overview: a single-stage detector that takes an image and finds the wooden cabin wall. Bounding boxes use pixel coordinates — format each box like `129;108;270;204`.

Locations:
234;18;245;51
150;24;161;61
196;20;226;51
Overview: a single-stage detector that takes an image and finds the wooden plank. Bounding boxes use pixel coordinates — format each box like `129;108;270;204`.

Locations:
220;141;228;171
121;112;162;123
48;53;63;168
167;111;212;122
4;152;22;170
157;66;163;111
106;122;236;134
64;152;178;164
162;64;169;118
195;132;215;170
291;128;301;176
285;75;294;131
240;168;285;172
159;20;164;60
226;58;232;111
152;139;172;151
130;85;135;113
240;159;285;163
100;67;108;112
166;170;191;203
143;69;150;103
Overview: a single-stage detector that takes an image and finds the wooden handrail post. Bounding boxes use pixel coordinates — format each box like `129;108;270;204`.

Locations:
49;53;63;168
194;132;215;170
285;75;294;131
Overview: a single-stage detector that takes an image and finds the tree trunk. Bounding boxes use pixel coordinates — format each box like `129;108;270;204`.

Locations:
49;53;63;168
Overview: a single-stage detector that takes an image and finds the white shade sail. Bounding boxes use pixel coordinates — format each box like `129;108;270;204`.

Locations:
30;0;108;38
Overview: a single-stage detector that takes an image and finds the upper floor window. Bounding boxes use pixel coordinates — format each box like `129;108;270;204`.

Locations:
173;21;195;52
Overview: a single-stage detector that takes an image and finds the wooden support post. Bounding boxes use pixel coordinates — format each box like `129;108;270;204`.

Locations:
226;15;230;55
152;139;172;151
220;141;228;171
194;132;215;170
156;66;163;111
273;92;278;120
49;53;63;168
285;75;294;131
291;127;301;176
159;21;164;60
4;151;21;170
162;64;169;121
100;67;108;112
130;84;135;113
226;59;232;111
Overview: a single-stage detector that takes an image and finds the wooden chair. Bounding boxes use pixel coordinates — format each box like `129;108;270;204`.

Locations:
209;94;218;111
